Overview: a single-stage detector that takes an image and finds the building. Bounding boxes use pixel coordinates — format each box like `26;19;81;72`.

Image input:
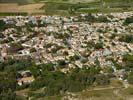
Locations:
17;70;35;86
1;44;8;60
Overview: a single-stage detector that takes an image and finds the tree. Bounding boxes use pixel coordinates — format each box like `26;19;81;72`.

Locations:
9;42;24;53
39;63;55;71
95;57;100;67
94;42;103;49
97;16;110;23
0;20;6;31
85;14;96;22
0;90;16;100
123;16;133;25
57;60;67;66
0;33;5;38
0;64;16;100
95;74;110;85
69;54;80;61
119;34;133;43
30;48;37;53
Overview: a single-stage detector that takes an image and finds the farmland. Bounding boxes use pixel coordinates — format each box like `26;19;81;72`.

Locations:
0;0;132;16
41;0;133;16
0;3;45;16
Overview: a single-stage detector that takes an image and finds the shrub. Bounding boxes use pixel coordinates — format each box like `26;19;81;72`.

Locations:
9;42;24;53
123;16;133;25
119;34;133;43
0;20;6;31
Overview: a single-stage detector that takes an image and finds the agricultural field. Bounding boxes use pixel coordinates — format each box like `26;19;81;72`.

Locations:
35;0;99;3
0;0;132;16
41;0;133;16
0;3;45;16
0;0;36;4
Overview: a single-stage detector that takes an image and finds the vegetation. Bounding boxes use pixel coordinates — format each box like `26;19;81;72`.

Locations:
0;20;6;31
0;0;30;4
119;34;133;43
127;71;133;84
121;54;133;84
29;65;103;95
9;42;24;53
0;0;132;16
94;42;103;49
123;16;133;25
0;57;112;99
0;59;16;100
0;36;133;99
0;12;28;16
97;16;110;23
122;54;133;72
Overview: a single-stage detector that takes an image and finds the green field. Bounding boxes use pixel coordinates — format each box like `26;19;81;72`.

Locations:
41;0;133;16
0;0;35;4
0;0;28;4
0;0;133;4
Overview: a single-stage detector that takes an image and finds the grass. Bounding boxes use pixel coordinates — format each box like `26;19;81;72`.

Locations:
17;89;62;100
77;86;133;100
0;12;28;16
16;84;133;100
120;87;133;95
39;95;62;100
40;0;133;16
103;0;133;3
110;79;123;87
78;89;122;100
35;0;99;3
0;0;29;4
42;1;101;15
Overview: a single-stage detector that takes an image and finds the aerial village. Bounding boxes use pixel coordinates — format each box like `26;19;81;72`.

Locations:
0;12;133;86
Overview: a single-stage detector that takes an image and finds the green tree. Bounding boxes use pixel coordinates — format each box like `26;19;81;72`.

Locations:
0;20;6;31
95;74;110;85
123;16;133;25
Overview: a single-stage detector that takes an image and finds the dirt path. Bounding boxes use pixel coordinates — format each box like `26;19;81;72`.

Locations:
86;86;121;92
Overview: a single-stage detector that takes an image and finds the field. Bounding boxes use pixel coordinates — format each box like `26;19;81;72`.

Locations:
0;3;45;15
77;87;133;100
0;0;133;16
16;84;133;100
42;0;133;16
39;0;133;16
18;3;44;13
0;0;132;15
0;0;37;4
36;0;99;3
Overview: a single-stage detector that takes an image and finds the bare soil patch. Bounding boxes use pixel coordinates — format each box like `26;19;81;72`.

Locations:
0;3;45;13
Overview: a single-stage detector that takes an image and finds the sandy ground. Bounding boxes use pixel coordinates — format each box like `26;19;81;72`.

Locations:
0;3;44;13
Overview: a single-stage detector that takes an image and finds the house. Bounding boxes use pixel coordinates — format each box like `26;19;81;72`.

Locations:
1;44;8;60
17;70;35;86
